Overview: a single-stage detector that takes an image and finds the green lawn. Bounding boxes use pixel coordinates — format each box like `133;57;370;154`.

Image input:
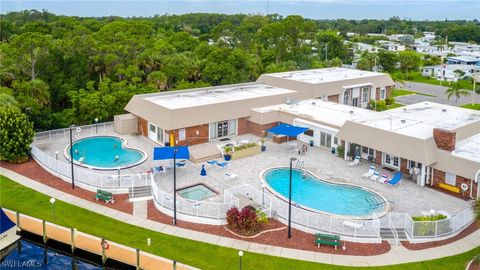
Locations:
461;104;480;110
1;175;478;270
391;89;436;97
406;72;474;90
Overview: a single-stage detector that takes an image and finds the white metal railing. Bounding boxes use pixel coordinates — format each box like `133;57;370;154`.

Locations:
30;146;151;190
151;180;239;221
381;208;474;240
33;122;114;144
221;184;381;238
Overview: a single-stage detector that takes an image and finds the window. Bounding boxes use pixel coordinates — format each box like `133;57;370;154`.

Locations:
149;124;156;132
304;130;314;137
343;89;351;105
157;127;164;143
383;153;400;169
445;173;456;186
361;87;370;103
179;128;186;141
333;137;338;145
380;88;386;100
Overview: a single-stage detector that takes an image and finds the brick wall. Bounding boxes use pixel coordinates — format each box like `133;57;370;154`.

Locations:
170;124;209;146
432;169;477;199
237;118;249;135
433;128;456;151
328;94;339;103
246;120;279;137
375;85;394;100
138;117;148;136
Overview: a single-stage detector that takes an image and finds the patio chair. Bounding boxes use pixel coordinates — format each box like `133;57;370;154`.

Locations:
153;166;166;175
370;171;380;181
347;155;361;166
175;160;186;167
379;174;388;183
362;165;376;178
386;172;402;186
207;160;217;166
217;162;228;170
225;173;237;180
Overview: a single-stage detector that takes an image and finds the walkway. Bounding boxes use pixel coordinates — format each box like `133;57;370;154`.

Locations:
2;168;480;267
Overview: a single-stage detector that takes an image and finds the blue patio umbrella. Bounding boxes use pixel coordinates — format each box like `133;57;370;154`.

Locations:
267;123;309;138
153;146;189;225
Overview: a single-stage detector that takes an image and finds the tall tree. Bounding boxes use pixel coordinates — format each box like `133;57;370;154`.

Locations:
445;82;470;104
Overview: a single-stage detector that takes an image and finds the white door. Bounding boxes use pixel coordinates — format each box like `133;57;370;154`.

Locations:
148;123;157;141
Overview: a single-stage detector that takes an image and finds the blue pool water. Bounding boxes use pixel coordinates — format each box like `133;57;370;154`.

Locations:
263;168;386;217
69;136;145;169
2;239;102;270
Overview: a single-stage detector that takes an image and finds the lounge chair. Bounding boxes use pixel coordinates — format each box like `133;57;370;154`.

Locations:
379;174;388;183
175;160;186;167
386;172;402;186
348;155;361;166
362;165;376;178
217;162;228;170
207;160;217;166
370;171;379;181
225;173;237;179
153;166;166;174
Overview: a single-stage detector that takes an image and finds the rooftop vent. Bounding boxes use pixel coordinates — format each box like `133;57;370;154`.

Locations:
403;108;407;111
349;110;354;114
311;101;316;105
442;108;447;112
401;119;406;124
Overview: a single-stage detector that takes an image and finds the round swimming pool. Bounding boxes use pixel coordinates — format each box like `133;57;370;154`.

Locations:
66;136;147;170
262;167;389;218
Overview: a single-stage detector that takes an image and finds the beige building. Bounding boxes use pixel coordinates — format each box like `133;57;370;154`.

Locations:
119;67;480;199
122;68;394;146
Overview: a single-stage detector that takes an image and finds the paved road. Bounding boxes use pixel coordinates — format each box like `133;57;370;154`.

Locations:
395;81;480;106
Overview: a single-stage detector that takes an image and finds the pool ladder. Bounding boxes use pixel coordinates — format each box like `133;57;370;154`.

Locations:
295;160;304;170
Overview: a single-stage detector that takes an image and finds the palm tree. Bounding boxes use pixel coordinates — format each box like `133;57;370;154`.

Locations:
445;82;470;104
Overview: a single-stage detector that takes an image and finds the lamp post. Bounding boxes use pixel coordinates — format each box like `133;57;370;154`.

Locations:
50;198;56;220
173;148;178;226
24;107;31;122
117;167;121;188
55;150;59;172
94;118;99;134
69;125;75;189
288;157;297;238
238;251;243;270
262;183;266;205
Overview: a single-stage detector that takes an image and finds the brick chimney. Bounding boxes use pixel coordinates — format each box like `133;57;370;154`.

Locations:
433;128;456;151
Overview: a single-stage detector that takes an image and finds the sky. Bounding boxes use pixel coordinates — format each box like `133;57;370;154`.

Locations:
1;0;479;20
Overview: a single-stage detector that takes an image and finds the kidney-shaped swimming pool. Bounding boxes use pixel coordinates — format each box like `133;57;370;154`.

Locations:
66;136;147;170
262;167;388;218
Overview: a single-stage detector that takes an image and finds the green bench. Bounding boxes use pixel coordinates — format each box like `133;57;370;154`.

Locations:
95;189;114;204
314;233;341;250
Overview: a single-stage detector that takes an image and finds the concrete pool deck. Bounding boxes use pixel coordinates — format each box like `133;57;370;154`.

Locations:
2;168;479;267
34;126;470;217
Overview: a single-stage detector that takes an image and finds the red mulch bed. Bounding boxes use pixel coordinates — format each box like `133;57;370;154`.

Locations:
469;261;480;270
0;160;133;214
147;201;391;256
401;221;480;250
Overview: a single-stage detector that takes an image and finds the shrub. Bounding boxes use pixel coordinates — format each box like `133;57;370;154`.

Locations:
473;199;480;222
412;214;449;236
256;209;269;225
473;254;480;266
0;108;34;163
226;206;263;235
385;97;395;105
226;206;240;229
336;144;344;158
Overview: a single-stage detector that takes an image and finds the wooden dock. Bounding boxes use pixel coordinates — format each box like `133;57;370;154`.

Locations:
4;209;197;270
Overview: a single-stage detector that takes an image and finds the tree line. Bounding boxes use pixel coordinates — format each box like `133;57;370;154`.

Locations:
0;10;479;131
